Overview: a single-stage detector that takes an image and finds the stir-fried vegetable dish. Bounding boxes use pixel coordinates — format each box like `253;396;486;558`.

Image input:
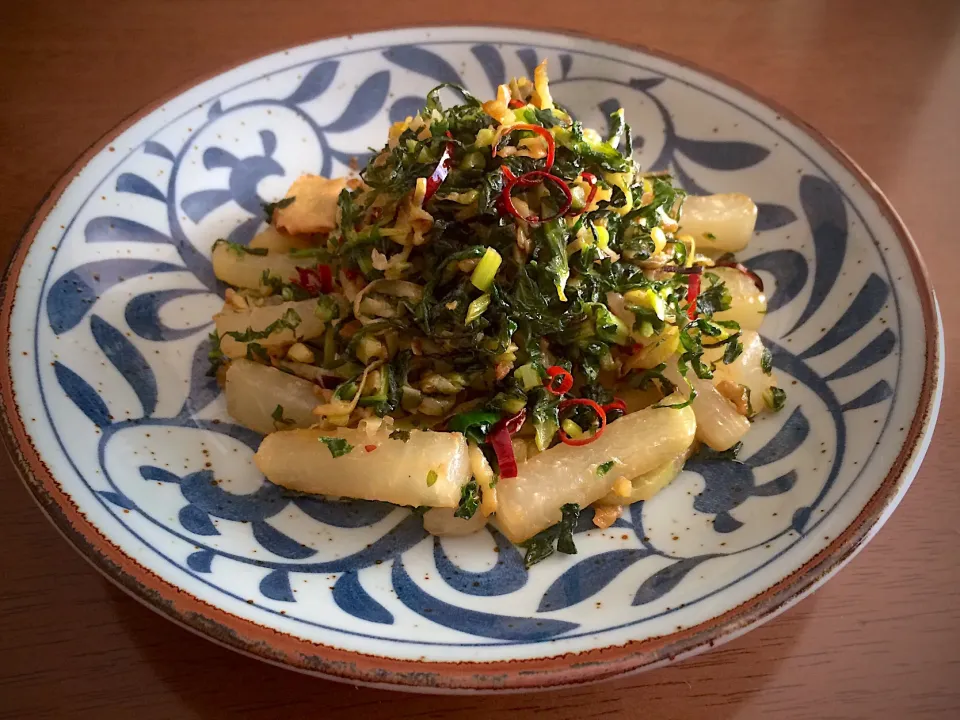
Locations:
209;60;784;567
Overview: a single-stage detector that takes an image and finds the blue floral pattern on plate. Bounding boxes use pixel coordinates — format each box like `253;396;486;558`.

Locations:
6;29;936;665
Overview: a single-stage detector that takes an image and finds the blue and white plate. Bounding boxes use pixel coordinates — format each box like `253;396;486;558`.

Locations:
0;27;942;691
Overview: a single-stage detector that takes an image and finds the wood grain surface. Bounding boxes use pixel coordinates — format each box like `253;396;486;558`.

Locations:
1;1;958;717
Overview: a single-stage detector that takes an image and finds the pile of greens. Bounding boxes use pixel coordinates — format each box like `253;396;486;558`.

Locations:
309;75;747;441
216;65;784;566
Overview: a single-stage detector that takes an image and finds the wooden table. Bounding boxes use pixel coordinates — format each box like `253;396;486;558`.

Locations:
1;1;958;717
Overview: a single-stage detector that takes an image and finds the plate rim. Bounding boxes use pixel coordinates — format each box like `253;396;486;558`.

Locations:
0;23;943;692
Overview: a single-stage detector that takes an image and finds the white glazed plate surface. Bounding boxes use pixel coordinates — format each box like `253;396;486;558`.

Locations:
0;27;942;691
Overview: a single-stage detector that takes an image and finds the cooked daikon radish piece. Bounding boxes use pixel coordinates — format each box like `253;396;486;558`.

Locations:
212;241;308;291
690;375;750;451
496;397;696;543
423;507;488;537
709;266;767;331
663;364;750;452
594;450;692;506
225;359;319;434
680;193;757;252
248;225;316;252
255;427;471;508
215;298;325;359
707;331;779;416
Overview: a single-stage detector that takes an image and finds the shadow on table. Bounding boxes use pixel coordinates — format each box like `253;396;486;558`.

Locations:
105;580;815;720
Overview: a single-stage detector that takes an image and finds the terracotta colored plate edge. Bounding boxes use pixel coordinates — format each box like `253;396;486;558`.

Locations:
0;24;943;693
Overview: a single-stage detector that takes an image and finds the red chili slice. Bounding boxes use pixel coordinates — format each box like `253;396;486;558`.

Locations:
545;366;573;396
292;265;333;294
501;169;573;224
364;444;377;453
488;408;526;478
508;99;525;109
602;398;628;415
493;408;527;435
715;260;764;292
686;273;702;320
557;398;607;446
492;123;555;170
423;135;455;202
316;264;333;292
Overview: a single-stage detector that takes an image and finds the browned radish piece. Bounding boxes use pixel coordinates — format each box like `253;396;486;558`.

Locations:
495;397;696;543
273;175;347;234
225;359;319;434
215;298;325;359
254;428;471;508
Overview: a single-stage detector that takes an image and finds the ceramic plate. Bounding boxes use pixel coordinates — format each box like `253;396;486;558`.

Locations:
0;27;942;691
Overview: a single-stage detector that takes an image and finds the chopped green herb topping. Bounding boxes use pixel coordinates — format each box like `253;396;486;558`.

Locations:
206;330;225;376
215;239;268;256
763;386;787;412
389;429;411;443
454;479;481;519
597;460;616;476
696;275;732;316
447;409;501;444
425;469;438;487
693;441;743;462
318;436;353;458
760;347;774;375
262;195;296;221
271;404;295;427
225;309;302;345
521;503;581;568
723;337;744;365
246;342;269;362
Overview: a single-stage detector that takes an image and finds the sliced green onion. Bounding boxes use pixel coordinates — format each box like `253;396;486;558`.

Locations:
459;151;486;170
470;247;502;291
594;225;610;250
514;363;542;391
426;469;438;487
593;305;630;345
322;326;338;368
597;460;616;476
315;295;339;322
624;287;666;321
763;387;787;412
569;184;587;211
561;418;583;438
465;293;491;324
475;127;496;147
503;396;527;414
